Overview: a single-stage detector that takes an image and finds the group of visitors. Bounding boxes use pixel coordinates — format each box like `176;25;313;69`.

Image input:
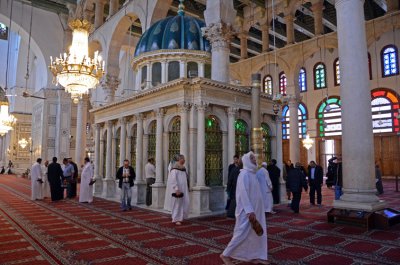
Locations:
30;157;95;203
0;160;14;174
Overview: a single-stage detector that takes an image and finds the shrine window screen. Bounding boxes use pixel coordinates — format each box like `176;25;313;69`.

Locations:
279;72;287;95
317;97;342;137
263;75;273;95
261;123;272;163
147;121;157;162
299;68;307;92
314;62;327;89
381;45;399;77
371;89;399;133
281;103;308;140
205;115;223;186
168;117;181;162
235;119;249;157
334;58;340;86
130;125;137;167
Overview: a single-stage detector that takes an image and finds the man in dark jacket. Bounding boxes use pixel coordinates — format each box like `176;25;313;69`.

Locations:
226;158;242;218
267;159;281;204
332;156;343;200
47;157;64;201
308;161;323;206
287;162;308;213
68;158;78;198
116;159;136;211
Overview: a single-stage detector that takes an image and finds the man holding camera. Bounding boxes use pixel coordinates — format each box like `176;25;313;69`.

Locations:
116;159;136;211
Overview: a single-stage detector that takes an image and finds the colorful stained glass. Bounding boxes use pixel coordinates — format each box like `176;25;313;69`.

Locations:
148;121;157;162
371;89;400;133
235;119;249;157
263;75;273;95
299;68;307;92
334;59;340;86
282;103;308;139
382;46;399;77
279;72;287;95
205;116;223;186
314;63;327;89
318;97;342;137
261;123;272;163
168;117;181;162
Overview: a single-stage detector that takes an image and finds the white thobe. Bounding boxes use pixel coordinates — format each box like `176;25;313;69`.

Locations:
256;167;274;213
165;168;189;222
31;163;43;200
42;165;51;198
79;163;94;203
223;168;268;261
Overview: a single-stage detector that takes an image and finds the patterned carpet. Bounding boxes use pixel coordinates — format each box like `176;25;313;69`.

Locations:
0;175;400;265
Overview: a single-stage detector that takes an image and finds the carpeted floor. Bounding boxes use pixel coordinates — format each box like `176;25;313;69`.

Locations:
0;175;399;265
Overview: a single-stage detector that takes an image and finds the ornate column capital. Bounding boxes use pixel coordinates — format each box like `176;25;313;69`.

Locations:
106;120;114;128
135;113;145;121
177;102;192;113
156;108;165;118
195;102;208;112
286;94;302;104
260;23;269;32
94;123;102;131
119;117;127;125
202;22;235;49
226;107;239;116
101;74;120;91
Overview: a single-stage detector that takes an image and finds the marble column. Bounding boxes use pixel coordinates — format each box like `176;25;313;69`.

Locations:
227;107;238;163
251;74;263;164
179;103;190;158
93;124;103;195
275;116;287;204
0;137;3;163
179;60;187;78
94;0;106;28
108;0;119;17
261;23;270;52
133;114;146;204
192;102;211;214
152;109;166;209
239;31;248;60
135;68;142;91
311;0;324;35
146;63;152;89
198;62;205;77
161;61;167;83
334;0;385;211
126;130;132;162
188;106;197;188
75;97;87;167
119;117;127;165
101;74;120;103
103;121;115;198
284;13;295;44
288;96;300;164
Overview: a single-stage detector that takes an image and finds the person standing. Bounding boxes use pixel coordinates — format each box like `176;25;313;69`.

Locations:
287;162;308;213
47;157;64;201
220;152;268;265
79;157;94;203
283;160;294;201
375;162;384;195
267;159;281;204
326;157;336;189
31;158;44;200
116;159;135;211
228;155;240;176
63;158;75;199
226;157;243;218
165;154;189;225
145;158;156;206
333;156;343;200
307;161;323;206
257;162;275;214
69;158;78;198
42;160;51;199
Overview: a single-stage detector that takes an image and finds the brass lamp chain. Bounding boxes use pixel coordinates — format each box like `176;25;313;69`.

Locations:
4;0;14;91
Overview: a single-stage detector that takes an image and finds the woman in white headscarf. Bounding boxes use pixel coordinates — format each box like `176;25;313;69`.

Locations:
221;151;269;265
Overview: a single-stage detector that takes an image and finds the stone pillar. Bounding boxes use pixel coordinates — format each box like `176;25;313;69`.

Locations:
126;131;132;163
0;137;3;163
108;0;119;17
192;102;211;214
198;62;205;77
135;68;142;90
101;74;120;103
151;109;166;209
75;97;87;167
179;60;187;78
202;21;235;82
103;121;115;198
188;106;197;188
387;0;400;13
261;23;270;52
146;63;152;89
227;107;238;163
275;116;287;204
284;13;295;44
334;0;385;211
251;74;263;164
179;103;190;158
161;61;167;83
94;0;106;28
288;96;300;164
133;114;146;204
119;117;127;165
239;31;248;60
311;0;324;35
93;124;103;195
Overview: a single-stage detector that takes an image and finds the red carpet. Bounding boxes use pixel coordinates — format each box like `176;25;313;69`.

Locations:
0;175;400;265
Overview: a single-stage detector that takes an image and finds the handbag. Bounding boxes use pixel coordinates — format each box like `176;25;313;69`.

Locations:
172;192;184;198
250;218;264;236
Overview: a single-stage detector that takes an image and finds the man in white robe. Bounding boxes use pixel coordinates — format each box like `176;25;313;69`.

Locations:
257;162;275;214
31;158;44;200
221;152;268;265
79;157;94;203
42;160;51;198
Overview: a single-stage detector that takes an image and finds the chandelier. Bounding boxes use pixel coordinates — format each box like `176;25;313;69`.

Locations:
49;19;104;103
18;138;29;149
0;102;17;136
302;134;314;150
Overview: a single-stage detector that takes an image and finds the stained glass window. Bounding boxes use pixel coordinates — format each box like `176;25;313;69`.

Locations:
299;68;307;92
205;116;223;186
279;72;287;95
317;97;342;137
371;89;399;133
148;121;157;162
261;123;272;163
131;125;137;167
381;45;399;77
334;58;340;86
282;103;308;139
314;62;327;89
168;117;181;162
263;75;273;95
235;119;249;157
0;23;7;40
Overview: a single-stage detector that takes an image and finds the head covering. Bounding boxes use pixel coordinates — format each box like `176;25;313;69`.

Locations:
242;151;257;173
261;162;268;168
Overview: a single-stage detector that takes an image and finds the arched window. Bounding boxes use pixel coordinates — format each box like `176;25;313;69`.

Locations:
205;115;223;186
314;62;327;89
152;62;161;86
381;45;399;77
299;68;307;92
235;119;249;157
168;117;181;161
130;125;137;167
371;89;400;133
334;58;340;86
282;103;308;139
168;61;180;81
261;123;272;163
187;62;198;78
147;121;157;162
317;97;342;137
279;72;287;95
263;75;273;95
